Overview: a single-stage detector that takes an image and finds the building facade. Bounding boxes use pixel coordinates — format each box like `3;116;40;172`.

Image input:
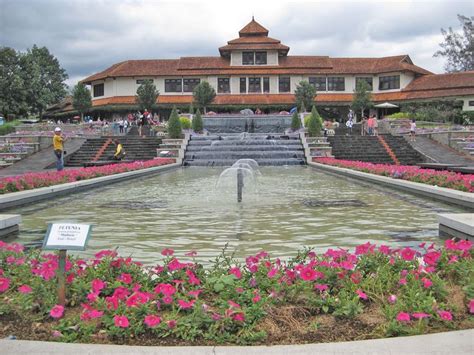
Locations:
81;19;474;115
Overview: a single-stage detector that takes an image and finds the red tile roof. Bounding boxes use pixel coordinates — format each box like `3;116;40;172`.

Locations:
238;19;269;36
403;71;474;91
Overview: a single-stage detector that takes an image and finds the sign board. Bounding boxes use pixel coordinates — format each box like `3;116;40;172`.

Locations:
43;223;92;250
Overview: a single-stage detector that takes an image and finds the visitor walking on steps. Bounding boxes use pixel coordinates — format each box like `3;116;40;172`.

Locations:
361;116;367;136
53;127;65;171
112;140;125;160
345;118;353;135
119;118;124;134
410;119;417;142
367;116;375;136
373;116;379;136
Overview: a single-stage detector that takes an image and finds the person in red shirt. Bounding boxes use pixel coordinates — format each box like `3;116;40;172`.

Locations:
367;116;375;136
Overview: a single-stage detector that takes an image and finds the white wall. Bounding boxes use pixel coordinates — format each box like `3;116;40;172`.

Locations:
462;96;474;111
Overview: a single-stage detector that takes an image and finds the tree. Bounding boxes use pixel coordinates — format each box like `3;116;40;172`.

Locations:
136;79;159;111
294;81;316;112
434;15;474;72
0;47;28;118
193;81;216;113
20;45;68;117
291;111;301;131
72;82;92;121
167;106;182;139
189;102;194;115
307;106;323;137
351;80;373;119
192;109;203;132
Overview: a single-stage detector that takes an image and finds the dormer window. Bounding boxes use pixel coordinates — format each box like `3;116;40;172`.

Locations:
242;51;267;65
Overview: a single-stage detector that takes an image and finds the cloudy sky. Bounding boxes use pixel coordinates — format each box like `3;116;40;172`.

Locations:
1;0;472;87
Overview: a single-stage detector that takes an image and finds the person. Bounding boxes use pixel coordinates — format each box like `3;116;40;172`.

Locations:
367;116;375;136
119;118;124;134
112;140;125;160
123;118;129;134
373;116;379;136
345;118;353;135
361;116;367;136
255;107;262;115
53;127;65;171
347;109;354;122
410;119;416;142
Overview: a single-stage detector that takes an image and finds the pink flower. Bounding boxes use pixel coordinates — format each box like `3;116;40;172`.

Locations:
162;295;173;304
252;294;261;303
396;312;411;322
185;250;197;257
177;299;195;309
144;315;161;327
114;315;129;328
314;284;329;292
161;248;174;256
267;268;278;278
188;290;202;298
167;320;177;328
154;283;176;296
232;312;245;322
421;277;432;288
412;312;430;319
185;270;201;285
0;277;12;292
167;258;186;271
118;273;132;284
356;289;368;300
399;278;407;285
229;267;242;279
228;300;241;309
50;305;64;319
438;310;452;321
457;240;472;251
469;299;474;314
300;266;317;281
423;251;441;266
388;295;397;304
400;247;416;261
355;242;375;255
52;330;62;338
18;284;32;294
91;279;106;293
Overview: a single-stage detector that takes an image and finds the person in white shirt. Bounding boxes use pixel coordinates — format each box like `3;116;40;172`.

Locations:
410;119;416;142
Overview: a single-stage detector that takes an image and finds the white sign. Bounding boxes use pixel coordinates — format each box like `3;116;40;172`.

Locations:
43;223;92;250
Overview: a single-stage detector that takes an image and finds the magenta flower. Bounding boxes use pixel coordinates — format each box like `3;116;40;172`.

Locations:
114;315;129;328
356;289;368;300
388;295;397;304
50;305;64;319
91;279;106;293
421;277;432;288
144;315;161;327
399;278;407;285
167;320;177;328
314;284;329;292
161;248;174;256
438;310;453;321
412;312;430;320
396;312;411;322
232;312;245;322
18;284;32;294
154;283;176;296
185;250;197;257
118;273;133;284
469;299;474;314
178;299;195;309
300;266;317;281
423;251;441;266
400;247;416;261
229;267;242;279
228;300;241;309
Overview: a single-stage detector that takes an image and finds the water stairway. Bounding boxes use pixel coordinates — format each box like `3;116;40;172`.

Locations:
183;133;306;166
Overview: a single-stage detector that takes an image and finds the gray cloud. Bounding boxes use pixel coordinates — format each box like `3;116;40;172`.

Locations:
1;0;472;86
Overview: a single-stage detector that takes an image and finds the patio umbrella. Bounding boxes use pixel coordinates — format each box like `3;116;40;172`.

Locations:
374;102;398;108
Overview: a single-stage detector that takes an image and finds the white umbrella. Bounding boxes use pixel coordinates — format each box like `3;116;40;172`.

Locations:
374;102;399;108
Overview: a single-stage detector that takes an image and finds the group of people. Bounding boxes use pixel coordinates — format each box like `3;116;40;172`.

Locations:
361;115;379;136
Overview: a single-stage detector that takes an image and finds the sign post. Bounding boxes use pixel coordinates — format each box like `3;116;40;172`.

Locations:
43;222;92;306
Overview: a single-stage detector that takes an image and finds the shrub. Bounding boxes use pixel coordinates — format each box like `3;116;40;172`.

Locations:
386;112;415;119
192;109;203;132
167;107;182;139
307;106;323;136
0;120;20;136
179;117;191;130
291;111;301;131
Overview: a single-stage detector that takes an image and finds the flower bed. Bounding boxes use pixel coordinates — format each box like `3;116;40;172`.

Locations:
0;240;472;345
0;159;175;195
314;158;474;193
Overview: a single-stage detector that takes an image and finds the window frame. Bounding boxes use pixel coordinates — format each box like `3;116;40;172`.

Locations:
378;75;400;91
183;78;200;93
217;77;231;94
327;77;345;91
93;83;104;97
240;77;247;93
263;77;270;93
242;52;255;65
248;77;261;93
309;77;327;91
355;77;373;91
165;78;183;93
255;51;267;65
278;76;291;93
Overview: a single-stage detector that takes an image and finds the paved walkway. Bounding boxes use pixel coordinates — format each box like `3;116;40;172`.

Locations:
409;136;474;166
0;329;472;355
0;138;86;177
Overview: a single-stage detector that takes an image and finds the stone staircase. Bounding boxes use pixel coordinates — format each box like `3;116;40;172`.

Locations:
327;134;423;165
183;133;306;166
65;137;162;167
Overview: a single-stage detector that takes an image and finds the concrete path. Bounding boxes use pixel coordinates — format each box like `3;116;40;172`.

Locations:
0;329;473;355
409;136;474;166
0;138;86;177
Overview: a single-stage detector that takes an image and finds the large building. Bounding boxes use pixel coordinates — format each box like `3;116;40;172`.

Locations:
81;18;474;117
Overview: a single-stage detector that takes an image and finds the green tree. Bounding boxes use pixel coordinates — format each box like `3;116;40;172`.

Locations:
434;15;474;72
351;80;373;119
189;102;194;115
0;47;28;118
294;81;316;112
72;82;92;121
136;79;159;111
193;81;216;113
167;106;182;139
192;109;203;132
20;45;68;117
291;111;301;131
307;106;323;137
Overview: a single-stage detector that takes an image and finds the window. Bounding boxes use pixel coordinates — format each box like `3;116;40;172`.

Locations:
379;75;400;90
248;77;261;93
356;77;373;91
279;76;291;93
327;77;345;91
240;77;246;93
309;77;326;91
218;78;230;93
183;78;200;92
255;52;267;65
93;83;104;97
165;79;182;92
469;100;474;107
242;52;254;65
263;77;270;93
